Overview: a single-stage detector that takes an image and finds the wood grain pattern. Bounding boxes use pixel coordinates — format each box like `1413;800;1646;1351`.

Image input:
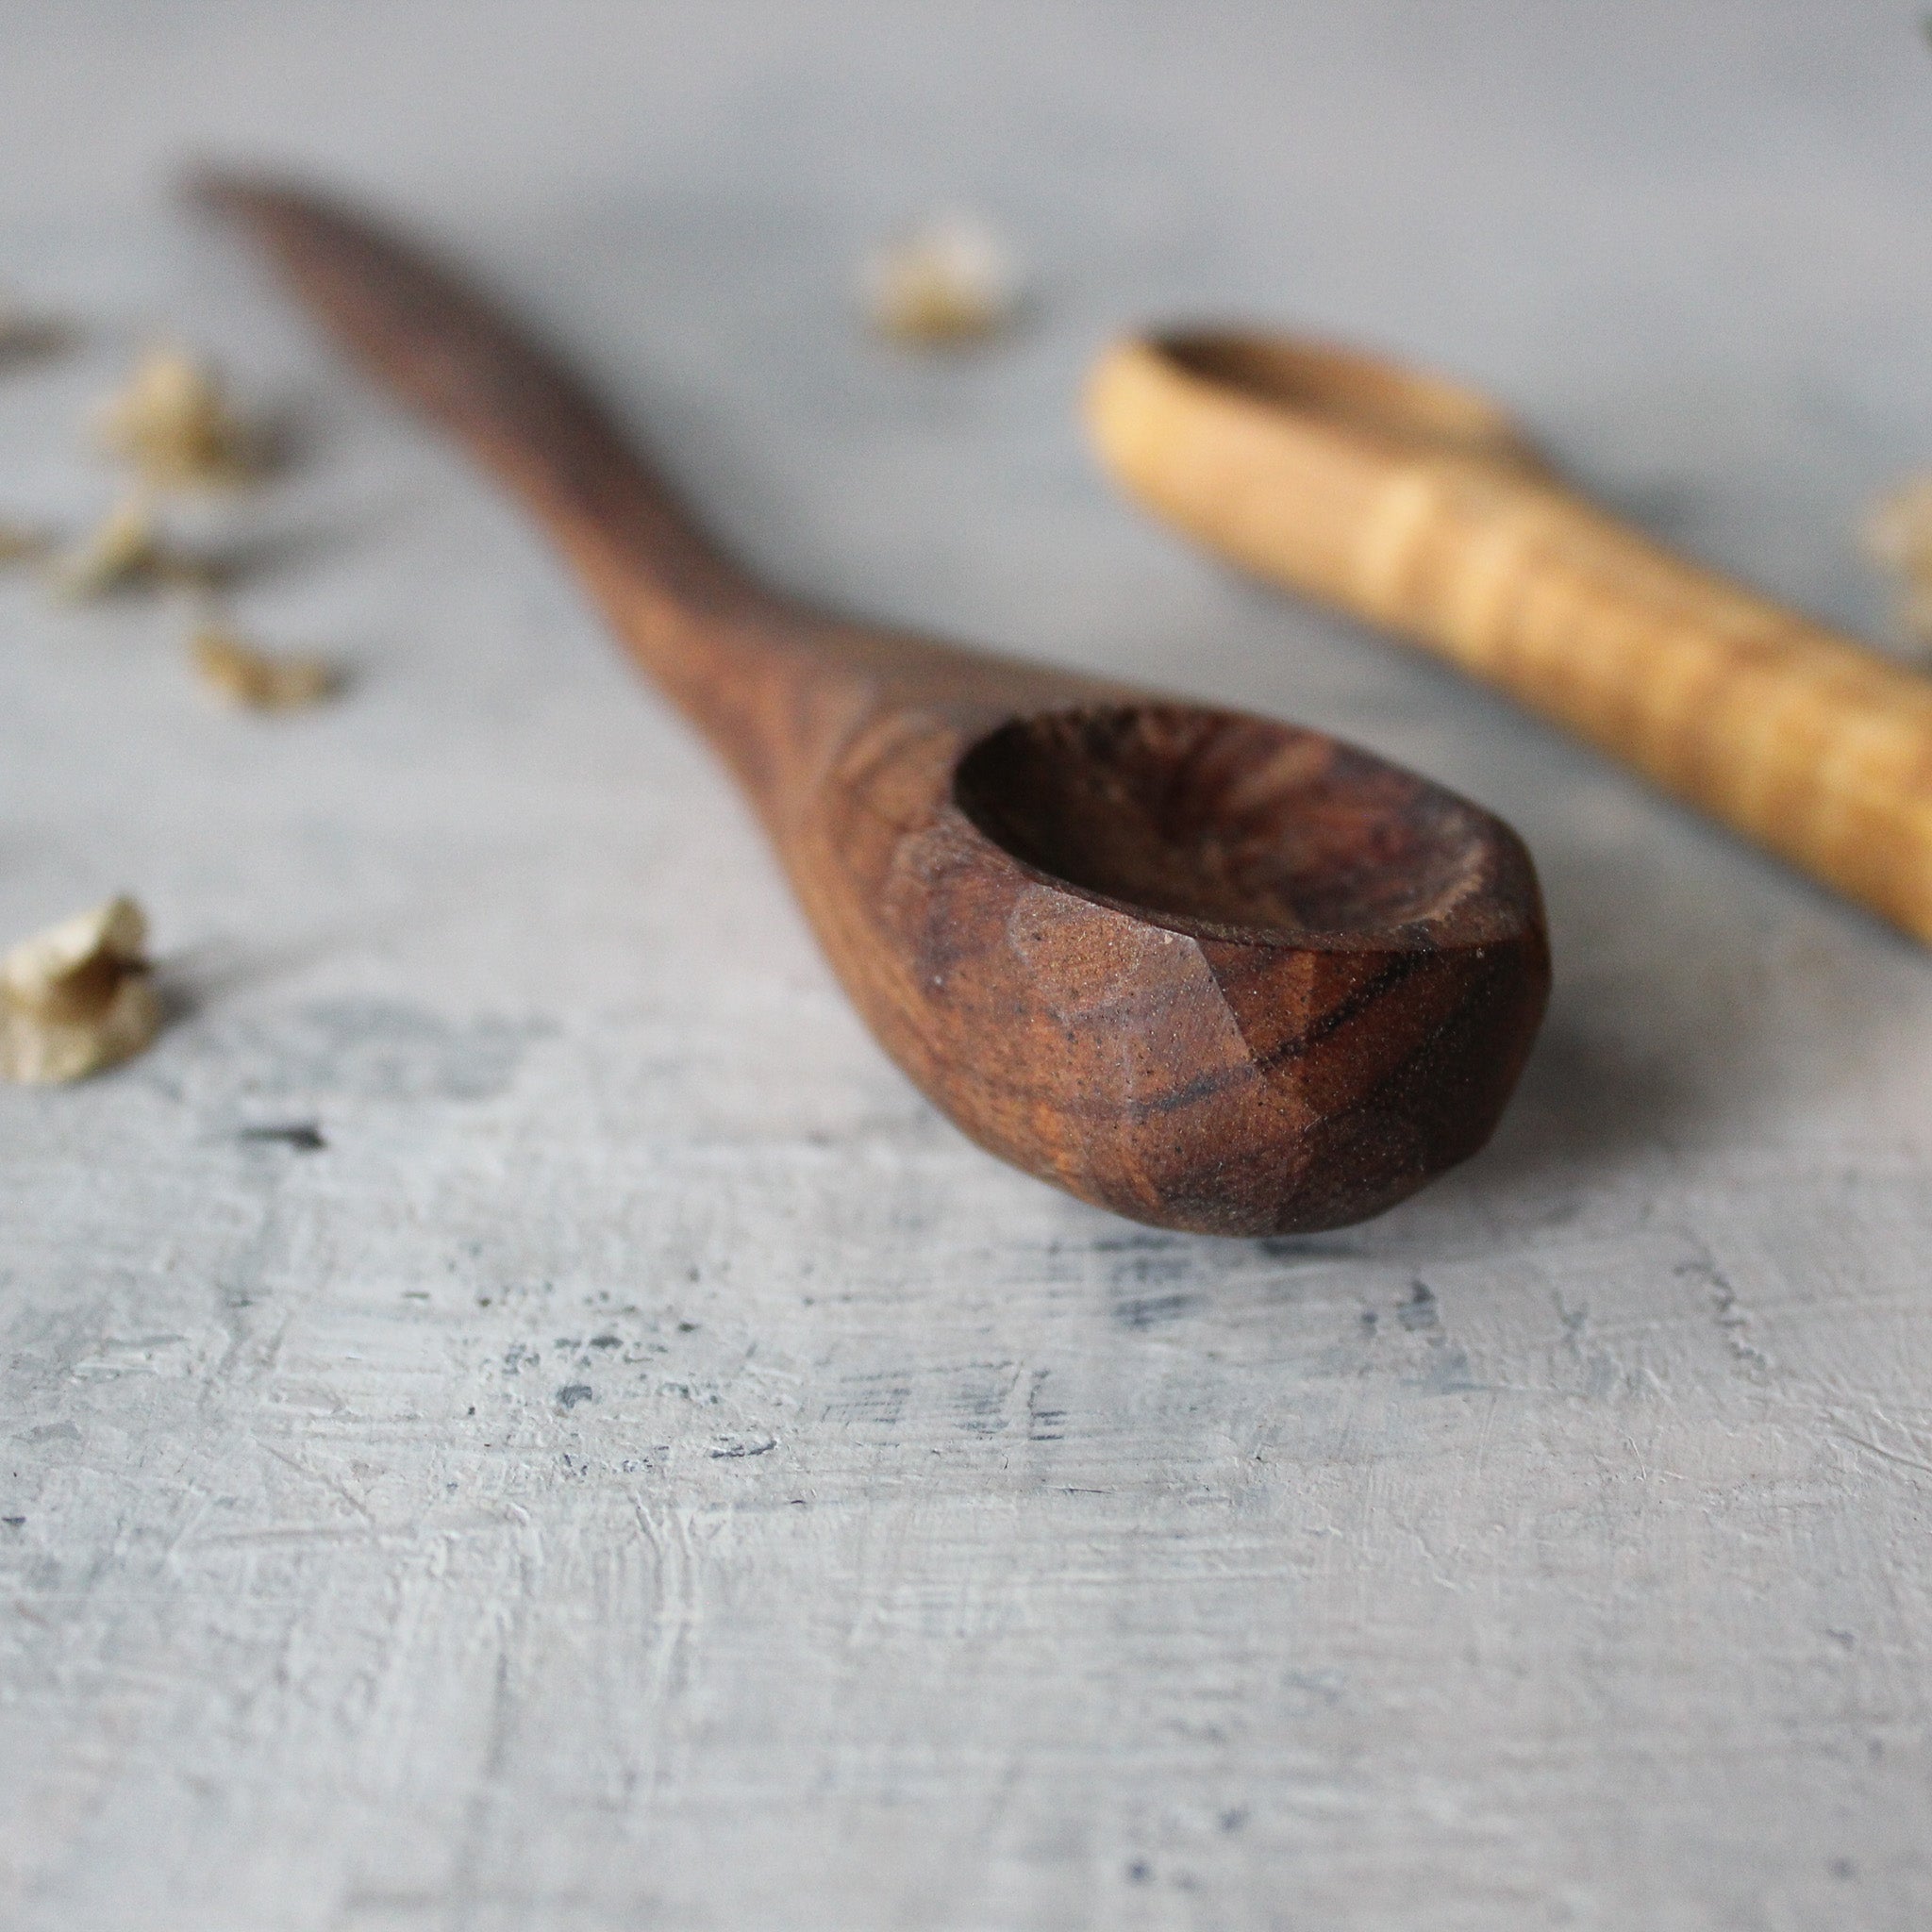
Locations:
196;180;1550;1235
1088;332;1932;945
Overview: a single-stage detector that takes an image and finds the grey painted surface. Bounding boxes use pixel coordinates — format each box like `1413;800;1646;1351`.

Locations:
2;4;1930;1927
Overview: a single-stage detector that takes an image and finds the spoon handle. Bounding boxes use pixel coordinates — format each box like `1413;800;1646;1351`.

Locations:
193;175;803;732
1091;335;1932;945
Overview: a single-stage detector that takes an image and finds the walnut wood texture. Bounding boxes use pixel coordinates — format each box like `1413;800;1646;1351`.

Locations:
1089;331;1932;947
197;179;1549;1236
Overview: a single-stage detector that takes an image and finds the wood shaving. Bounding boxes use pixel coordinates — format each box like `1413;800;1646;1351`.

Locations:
95;344;252;487
51;496;216;599
190;624;341;710
1862;476;1932;650
0;896;161;1085
866;216;1020;346
52;496;161;596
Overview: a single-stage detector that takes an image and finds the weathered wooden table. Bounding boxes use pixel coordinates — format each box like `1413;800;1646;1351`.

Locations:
3;5;1928;1926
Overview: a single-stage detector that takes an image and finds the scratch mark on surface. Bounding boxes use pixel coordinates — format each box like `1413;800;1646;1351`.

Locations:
235;1120;327;1151
1026;1368;1065;1441
256;1438;376;1522
1114;1291;1200;1331
1832;1429;1932;1482
1675;1254;1774;1375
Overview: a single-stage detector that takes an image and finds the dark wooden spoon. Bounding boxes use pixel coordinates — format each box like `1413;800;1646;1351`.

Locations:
196;175;1550;1236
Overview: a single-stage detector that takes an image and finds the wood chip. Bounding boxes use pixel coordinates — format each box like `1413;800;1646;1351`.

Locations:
0;897;161;1085
866;216;1020;346
191;625;341;710
52;496;162;597
51;496;216;599
95;344;252;488
1862;476;1932;649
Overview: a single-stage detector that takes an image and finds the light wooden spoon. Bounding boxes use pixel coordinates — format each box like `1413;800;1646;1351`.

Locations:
1090;331;1932;946
199;178;1549;1236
